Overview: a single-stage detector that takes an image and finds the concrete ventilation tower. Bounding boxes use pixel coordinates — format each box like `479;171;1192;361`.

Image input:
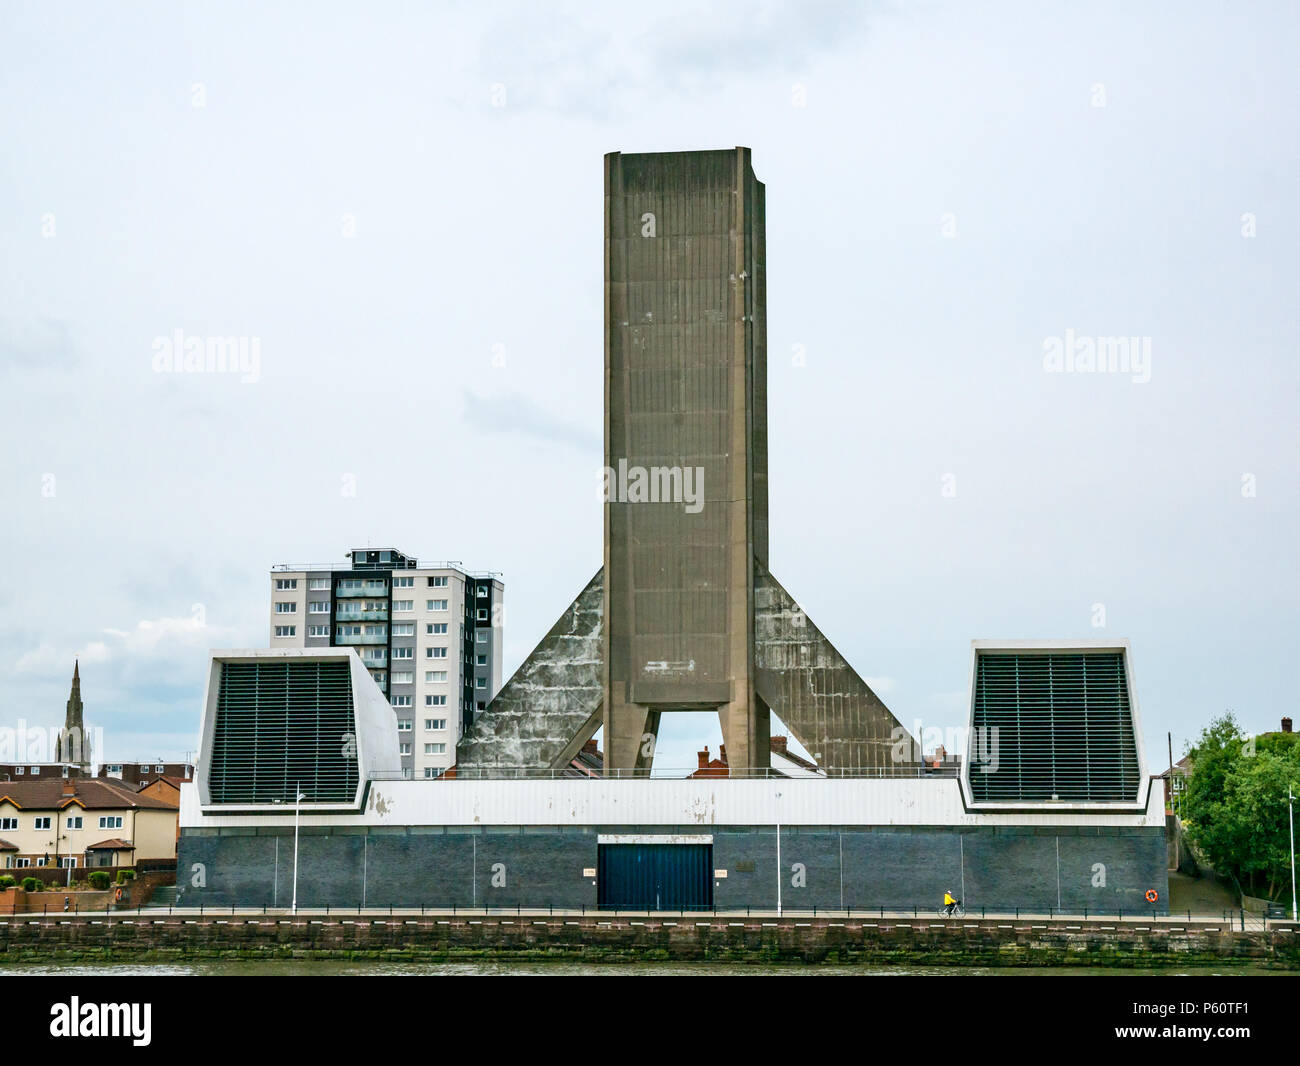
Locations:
457;149;917;776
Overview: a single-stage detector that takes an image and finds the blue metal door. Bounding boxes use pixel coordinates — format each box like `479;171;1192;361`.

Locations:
597;843;713;911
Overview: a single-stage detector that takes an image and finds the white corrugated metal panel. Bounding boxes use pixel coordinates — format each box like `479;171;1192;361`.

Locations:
183;776;1164;830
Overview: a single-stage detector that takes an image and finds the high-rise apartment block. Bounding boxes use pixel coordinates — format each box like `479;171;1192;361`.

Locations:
268;548;503;778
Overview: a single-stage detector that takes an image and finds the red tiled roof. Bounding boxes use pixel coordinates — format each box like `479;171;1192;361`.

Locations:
86;838;134;851
0;778;178;812
0;838;16;851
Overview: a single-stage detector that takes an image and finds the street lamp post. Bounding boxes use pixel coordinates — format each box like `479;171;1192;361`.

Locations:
1289;785;1296;923
291;783;304;915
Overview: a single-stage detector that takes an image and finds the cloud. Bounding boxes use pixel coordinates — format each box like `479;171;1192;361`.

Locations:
462;388;599;452
11;614;236;677
470;0;873;116
0;316;77;374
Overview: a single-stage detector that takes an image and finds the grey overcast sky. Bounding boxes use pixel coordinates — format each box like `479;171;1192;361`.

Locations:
1;1;1296;770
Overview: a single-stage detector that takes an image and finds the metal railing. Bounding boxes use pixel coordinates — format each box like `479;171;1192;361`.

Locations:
272;562;502;579
366;765;961;782
17;901;1297;927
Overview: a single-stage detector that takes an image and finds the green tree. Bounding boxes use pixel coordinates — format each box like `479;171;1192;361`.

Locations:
1183;713;1300;900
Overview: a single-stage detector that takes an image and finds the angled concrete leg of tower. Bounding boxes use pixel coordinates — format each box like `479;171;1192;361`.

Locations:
605;698;660;774
456;569;605;772
716;687;770;775
754;563;919;772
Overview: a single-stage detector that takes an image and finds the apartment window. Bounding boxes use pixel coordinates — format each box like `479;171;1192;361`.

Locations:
365;624;386;636
14;858;30;868
275;602;297;614
371;672;386;685
425;718;447;730
423;767;440;779
397;719;412;732
394;576;414;588
427;623;448;635
424;743;446;755
393;647;413;659
427;647;447;659
66;816;82;829
337;625;361;637
429;599;448;611
274;625;296;638
425;694;447;707
14;767;22;775
393;600;413;612
477;632;487;643
426;671;447;683
428;576;448;587
392;623;415;637
308;578;330;590
477;700;486;710
477;654;487;665
275;578;298;590
399;743;411;756
308;601;330;614
391;695;412;708
477;586;488;597
33;816;51;830
476;677;487;689
477;609;488;621
98;816;123;830
60;857;77;869
391;671;414;684
308;625;329;637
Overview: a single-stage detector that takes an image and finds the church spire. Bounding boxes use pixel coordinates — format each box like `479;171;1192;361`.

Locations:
57;660;89;769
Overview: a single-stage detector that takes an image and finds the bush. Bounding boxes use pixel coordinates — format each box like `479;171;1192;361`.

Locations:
0;875;15;889
88;871;111;891
116;869;136;884
20;877;41;892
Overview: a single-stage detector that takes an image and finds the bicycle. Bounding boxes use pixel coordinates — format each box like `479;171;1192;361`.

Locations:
939;900;966;918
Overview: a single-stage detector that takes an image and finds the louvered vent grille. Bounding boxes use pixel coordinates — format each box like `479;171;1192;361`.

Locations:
969;651;1139;802
208;660;358;804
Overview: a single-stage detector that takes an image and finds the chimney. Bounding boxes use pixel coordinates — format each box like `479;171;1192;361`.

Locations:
718;743;726;765
771;735;788;755
61;779;76;797
697;747;709;770
582;739;599;756
1283;717;1293;734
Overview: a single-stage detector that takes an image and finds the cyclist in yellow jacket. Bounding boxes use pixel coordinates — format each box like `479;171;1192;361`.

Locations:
943;890;959;916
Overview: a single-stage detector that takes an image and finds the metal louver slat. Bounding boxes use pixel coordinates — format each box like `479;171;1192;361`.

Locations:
208;660;358;804
969;651;1139;802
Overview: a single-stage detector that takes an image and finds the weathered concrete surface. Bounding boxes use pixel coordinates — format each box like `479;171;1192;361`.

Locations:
603;148;769;772
3;914;1295;968
456;571;604;771
755;565;916;771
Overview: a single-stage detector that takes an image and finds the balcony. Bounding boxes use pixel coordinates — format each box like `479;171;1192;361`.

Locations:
333;607;388;622
335;633;387;645
335;583;389;598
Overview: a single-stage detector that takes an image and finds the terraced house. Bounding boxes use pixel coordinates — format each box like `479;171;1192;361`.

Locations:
0;778;178;872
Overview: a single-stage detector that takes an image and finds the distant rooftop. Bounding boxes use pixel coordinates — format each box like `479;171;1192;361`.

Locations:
271;548;501;580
